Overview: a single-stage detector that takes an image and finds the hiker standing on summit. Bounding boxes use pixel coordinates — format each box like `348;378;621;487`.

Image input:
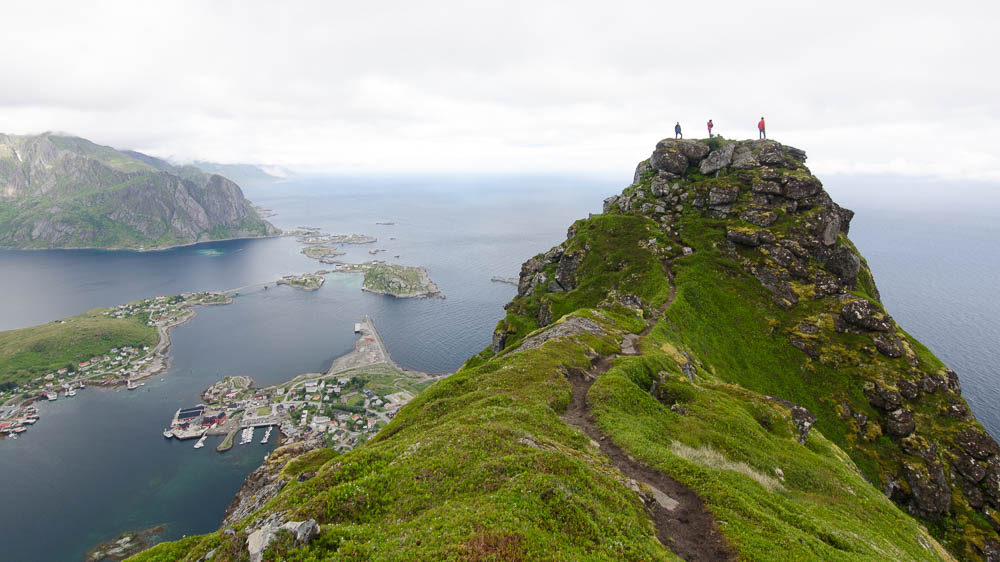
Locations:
675;122;682;139
707;119;714;138
758;117;766;139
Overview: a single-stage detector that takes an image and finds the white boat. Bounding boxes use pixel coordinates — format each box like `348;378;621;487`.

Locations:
261;426;272;444
163;428;174;439
78;381;85;389
193;433;207;449
23;418;37;425
66;389;76;397
45;392;57;401
126;380;138;390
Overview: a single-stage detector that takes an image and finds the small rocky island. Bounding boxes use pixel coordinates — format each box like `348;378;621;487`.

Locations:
276;273;325;291
300;245;345;260
331;262;442;298
292;231;376;245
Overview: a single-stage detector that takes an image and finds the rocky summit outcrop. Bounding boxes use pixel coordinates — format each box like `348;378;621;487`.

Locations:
0;133;277;249
492;137;1000;560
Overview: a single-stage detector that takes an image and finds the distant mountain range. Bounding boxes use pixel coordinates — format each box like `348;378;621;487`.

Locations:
0;133;278;250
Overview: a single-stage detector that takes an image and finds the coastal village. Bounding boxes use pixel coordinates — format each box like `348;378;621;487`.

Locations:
2;228;446;445
0;291;231;439
162;315;441;454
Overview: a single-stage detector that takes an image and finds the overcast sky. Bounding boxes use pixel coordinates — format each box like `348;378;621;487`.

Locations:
2;1;998;182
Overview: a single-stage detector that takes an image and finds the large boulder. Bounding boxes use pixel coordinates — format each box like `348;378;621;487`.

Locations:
841;299;892;332
885;408;916;437
554;250;584;291
731;144;759;169
956;428;999;460
751;179;782;195
825;245;861;287
726;228;760;247
651;148;688;175
651;140;709;175
740;208;778;227
902;461;952;520
708;186;739;206
874;334;905;358
699;144;735;175
784;177;823;200
956;453;988;483
756;141;785;165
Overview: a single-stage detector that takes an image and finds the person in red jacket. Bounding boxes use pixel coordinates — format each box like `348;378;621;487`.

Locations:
707;119;714;138
758;117;766;139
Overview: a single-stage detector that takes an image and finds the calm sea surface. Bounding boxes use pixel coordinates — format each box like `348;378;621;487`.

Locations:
0;175;613;561
0;173;997;560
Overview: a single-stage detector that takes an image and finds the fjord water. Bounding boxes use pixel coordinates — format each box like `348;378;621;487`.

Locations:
0;175;614;561
0;173;997;560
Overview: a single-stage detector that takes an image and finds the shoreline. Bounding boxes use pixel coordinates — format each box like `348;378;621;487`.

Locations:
0;233;282;254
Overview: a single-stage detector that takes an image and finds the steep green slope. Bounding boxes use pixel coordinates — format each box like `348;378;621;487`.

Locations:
0;133;277;249
133;138;985;561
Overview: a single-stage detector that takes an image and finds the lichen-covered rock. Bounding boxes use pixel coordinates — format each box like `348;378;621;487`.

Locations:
864;382;903;411
874;334;905;358
897;379;919;400
956;428;999;460
740;208;778;227
790;405;817;444
842;299;892;332
651;144;692;175
751;265;798;308
784;177;823;199
885;408;916;437
708;186;739;206
756;141;785;165
956;453;988;483
699;143;735;174
555;250;584;291
902;461;952;520
730;145;758;169
751;179;782;194
726;228;760;247
825;245;861;287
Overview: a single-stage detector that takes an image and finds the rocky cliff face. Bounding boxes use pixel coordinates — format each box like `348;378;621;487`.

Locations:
0;133;278;249
135;137;993;562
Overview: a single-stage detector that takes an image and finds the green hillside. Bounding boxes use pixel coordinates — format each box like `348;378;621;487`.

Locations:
0;309;156;392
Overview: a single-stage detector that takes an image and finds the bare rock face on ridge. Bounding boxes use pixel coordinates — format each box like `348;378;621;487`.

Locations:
0;132;278;249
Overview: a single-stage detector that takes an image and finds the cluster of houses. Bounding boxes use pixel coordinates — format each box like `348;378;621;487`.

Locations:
104;292;227;327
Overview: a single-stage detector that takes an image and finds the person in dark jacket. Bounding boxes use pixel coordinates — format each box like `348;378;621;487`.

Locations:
674;122;682;139
758;117;766;139
707;119;714;138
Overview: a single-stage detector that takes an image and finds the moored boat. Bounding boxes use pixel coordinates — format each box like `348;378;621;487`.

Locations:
163;428;174;438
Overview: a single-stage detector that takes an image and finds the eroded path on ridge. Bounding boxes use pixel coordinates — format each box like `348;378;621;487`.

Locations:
562;267;734;561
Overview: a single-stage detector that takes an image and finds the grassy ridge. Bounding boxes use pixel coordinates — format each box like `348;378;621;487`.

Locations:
0;309;157;390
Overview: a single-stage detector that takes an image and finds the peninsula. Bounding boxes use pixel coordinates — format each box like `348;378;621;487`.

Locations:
0;291;231;439
0;133;278;250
